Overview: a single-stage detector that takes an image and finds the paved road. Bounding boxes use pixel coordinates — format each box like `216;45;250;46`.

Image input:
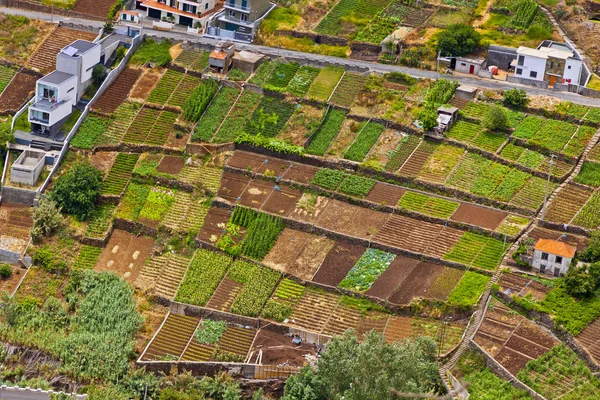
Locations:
3;6;600;107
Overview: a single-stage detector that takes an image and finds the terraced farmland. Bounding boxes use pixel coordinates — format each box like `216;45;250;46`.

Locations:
101;153;140;196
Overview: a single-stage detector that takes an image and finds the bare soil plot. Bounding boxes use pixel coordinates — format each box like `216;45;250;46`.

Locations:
197;206;231;243
261;185;302;216
290;235;336;281
366;255;420;300
356;312;389;337
206;278;243;311
498;273;550;301
92;67;141;114
342;207;390;239
388;262;445;305
288;289;339;333
251;328;318;367
89;151;117;177
263;229;312;274
450;203;507;230
475;299;558;375
314;199;360;233
0;203;32;256
135;300;168;354
366;129;406;166
0;73;36;112
217;172;251;202
0;264;24;295
73;0;116;18
239;179;276;208
312;241;365;286
288;194;331;224
398;142;436;177
383;316;412;343
157;155;185;175
366;182;406;206
323;303;361;336
27;26;97;74
255;157;291;176
281;163;318;184
130;69;163;100
95;229;154;283
576;318;600;365
226;151;265;171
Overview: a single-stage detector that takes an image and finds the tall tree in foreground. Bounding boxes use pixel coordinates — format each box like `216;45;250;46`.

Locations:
282;330;442;400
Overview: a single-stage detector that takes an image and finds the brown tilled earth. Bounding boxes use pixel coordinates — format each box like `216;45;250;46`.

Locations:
72;0;117;19
92;67;142;114
0;73;37;113
95;229;155;282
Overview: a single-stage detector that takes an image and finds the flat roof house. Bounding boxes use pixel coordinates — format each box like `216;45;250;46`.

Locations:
531;239;576;277
140;0;220;28
514;41;585;86
28;40;101;138
205;0;275;42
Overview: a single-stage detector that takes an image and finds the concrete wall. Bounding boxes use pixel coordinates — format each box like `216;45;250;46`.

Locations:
563;58;583;84
488;45;517;71
507;75;549;88
0;187;37;206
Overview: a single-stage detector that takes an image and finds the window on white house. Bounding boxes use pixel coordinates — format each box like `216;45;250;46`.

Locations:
530;71;537;78
461;62;466;66
516;68;522;75
556;256;563;264
517;56;524;66
205;3;209;8
229;9;235;16
568;65;571;69
240;13;247;21
541;252;548;261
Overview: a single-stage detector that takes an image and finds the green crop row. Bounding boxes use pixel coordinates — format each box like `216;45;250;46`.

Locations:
339;248;394;292
248;61;277;86
75;246;102;270
385;135;421;171
306;108;346;155
311;168;346;190
398;191;459;219
563;126;597;158
175;249;233;306
192;86;240;142
555;101;589;119
443;232;509;270
529;119;578;153
240;211;285;260
574;161;600;187
573;191;600;229
446;271;490;308
228;260;281;317
315;0;390;37
329;73;367;108
71;115;110;149
344;121;385;162
512;116;544;139
0;65;15;93
306;66;344;101
138;187;175;221
213;91;262;143
338;174;376;197
147;69;184;105
85;205;116;238
245;96;295;138
116;183;150;221
287;66;320;97
265;62;300;91
181;79;218;122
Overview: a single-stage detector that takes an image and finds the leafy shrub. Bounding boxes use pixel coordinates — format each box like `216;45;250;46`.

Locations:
503;88;529;110
262;300;293;322
194;320;227;345
482;105;509;132
31;197;63;241
0;264;12;279
338;174;375;197
418;107;438;131
384;71;416;86
32;246;54;271
182;79;218;121
50;163;103;221
130;38;172;67
438;24;481;57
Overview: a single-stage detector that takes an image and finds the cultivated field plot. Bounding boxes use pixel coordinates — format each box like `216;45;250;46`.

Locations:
306;67;344;101
0;202;32;256
85;204;116;239
0;72;36;113
497;273;550;301
575;317;600;365
245;96;295;138
475;299;558;375
72;0;116;18
545;183;595;225
249;328;318;367
101;153;139;196
329;73;367;108
315;0;390;37
27;26;97;73
173;49;210;72
135;252;190;299
517;345;600;399
144;315;257;363
277;104;326;147
213;91;262;143
94;229;154;283
91;67;141;114
147;69;185;105
96;102;140;145
122;106;178;146
193;86;241;143
0;65;16;94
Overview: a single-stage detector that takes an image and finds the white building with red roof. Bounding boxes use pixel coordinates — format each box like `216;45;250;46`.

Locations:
532;239;576;277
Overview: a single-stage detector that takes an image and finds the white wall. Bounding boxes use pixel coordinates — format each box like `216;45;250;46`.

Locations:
563;58;582;85
80;45;101;83
515;54;546;81
532;250;571;276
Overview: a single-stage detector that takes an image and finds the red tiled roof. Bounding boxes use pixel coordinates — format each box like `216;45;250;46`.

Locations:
534;239;576;258
141;0;199;18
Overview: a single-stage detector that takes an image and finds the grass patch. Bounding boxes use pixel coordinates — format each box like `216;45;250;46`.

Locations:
574;161;600;187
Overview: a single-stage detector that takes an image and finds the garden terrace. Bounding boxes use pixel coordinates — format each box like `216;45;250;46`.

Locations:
94;229;155;283
212;90;262;143
74;245;102;270
85;204;116;239
26;26;97;74
264;62;301;91
167;74;202;108
0;65;16;94
245;96;296;138
135;252;191;299
101;153;140;196
287;66;320;97
306;67;344;102
147;69;185;105
225;151;530;236
0;72;37;113
122;107;179;147
91;67;142;115
474;298;558;375
95;102;140;146
575;317;600;366
0;202;32;258
329;73;368;108
517;345;600;399
173;49;210;72
497;273;551;302
315;0;391;38
277;104;326;147
192;85;241;142
544;183;595;226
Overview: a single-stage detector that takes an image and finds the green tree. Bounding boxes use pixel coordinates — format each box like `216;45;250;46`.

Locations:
581;230;600;262
564;267;596;297
418;107;439;132
482;105;509;132
92;64;107;85
503;88;529;110
283;330;441;400
437;24;481;57
0;122;15;152
31;197;64;241
50;163;102;221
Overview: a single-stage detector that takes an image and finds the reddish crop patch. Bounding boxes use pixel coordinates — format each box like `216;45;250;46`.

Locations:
366;255;420;300
239;179;275;208
142;313;199;361
217;172;251;202
388;262;445;305
95;229;154;283
73;0;117;18
313;241;366;286
261;185;302;216
157;155;185;175
450;203;507;230
92;67;141;114
130;69;162;100
366;182;406;205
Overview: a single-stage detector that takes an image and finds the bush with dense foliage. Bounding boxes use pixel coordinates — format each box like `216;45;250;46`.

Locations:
503;88;529;110
282;330;441;400
0;264;12;279
437;24;481;57
482;105;509;132
31;197;64;241
50;163;103;221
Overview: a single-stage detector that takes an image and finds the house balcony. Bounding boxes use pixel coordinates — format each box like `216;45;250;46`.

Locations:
224;2;250;12
217;13;256;28
29;96;72;127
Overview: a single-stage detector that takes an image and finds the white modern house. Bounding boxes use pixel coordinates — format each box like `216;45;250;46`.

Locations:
205;0;275;42
140;0;218;28
28;40;101;137
531;239;576;277
514;41;585;86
